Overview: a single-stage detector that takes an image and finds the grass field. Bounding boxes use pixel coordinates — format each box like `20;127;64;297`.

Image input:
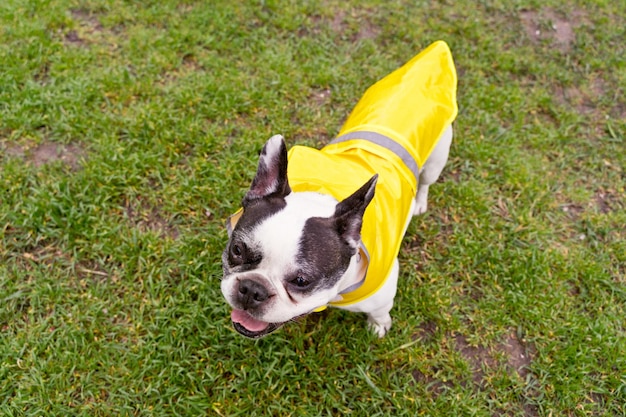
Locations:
1;0;625;415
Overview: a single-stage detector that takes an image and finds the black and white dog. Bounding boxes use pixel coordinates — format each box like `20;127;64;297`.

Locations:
220;128;452;338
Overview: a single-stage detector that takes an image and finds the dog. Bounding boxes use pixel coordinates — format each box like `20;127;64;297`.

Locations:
220;41;457;338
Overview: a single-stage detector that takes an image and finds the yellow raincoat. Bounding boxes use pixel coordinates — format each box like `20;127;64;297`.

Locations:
288;40;457;307
230;41;458;308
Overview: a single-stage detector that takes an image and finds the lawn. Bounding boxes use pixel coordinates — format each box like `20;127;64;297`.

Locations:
1;0;625;415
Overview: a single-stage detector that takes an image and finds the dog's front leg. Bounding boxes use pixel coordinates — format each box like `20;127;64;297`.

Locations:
365;258;399;337
340;259;399;338
366;300;394;337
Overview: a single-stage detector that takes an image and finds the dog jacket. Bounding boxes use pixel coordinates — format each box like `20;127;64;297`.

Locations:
287;41;458;307
229;41;457;308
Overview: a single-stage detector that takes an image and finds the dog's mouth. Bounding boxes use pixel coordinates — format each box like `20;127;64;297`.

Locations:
230;309;283;339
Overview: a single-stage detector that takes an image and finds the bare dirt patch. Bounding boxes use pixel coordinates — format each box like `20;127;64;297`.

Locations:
2;140;86;169
413;330;537;393
499;332;535;378
4;142;25;158
519;8;587;52
556;186;623;222
411;368;453;396
181;53;201;71
454;334;497;385
553;85;596;115
594;188;624;214
310;88;332;106
330;11;347;34
498;332;540;416
551;75;624;133
560;202;585;220
64;30;84;45
64;8;107;47
412;320;438;343
354;17;380;41
32;142;85;168
333;11;380;42
70;8;104;32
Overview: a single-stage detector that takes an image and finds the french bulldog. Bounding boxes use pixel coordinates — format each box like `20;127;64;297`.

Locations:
220;127;453;338
220;41;457;338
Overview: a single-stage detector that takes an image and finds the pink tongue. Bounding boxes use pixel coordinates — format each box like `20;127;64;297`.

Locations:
231;309;270;332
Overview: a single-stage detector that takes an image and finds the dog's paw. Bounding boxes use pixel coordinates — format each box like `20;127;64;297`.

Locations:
413;199;428;216
368;316;392;338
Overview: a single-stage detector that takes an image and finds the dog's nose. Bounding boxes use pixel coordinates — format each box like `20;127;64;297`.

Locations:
237;279;269;309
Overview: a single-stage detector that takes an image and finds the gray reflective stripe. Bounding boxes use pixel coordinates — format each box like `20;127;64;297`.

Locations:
330;131;420;181
338;243;370;295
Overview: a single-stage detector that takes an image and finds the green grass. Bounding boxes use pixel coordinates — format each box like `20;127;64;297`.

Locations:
1;0;625;415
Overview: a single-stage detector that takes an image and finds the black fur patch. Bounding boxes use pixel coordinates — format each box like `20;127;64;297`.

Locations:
234;197;286;235
295;216;356;292
224;197;286;272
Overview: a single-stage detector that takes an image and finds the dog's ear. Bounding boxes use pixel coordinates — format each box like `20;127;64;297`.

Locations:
243;135;291;206
333;174;378;248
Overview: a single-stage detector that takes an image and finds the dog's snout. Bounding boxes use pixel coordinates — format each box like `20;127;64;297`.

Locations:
238;279;269;308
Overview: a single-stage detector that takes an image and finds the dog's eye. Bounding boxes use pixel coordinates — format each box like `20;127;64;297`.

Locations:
231;242;244;259
290;276;310;288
